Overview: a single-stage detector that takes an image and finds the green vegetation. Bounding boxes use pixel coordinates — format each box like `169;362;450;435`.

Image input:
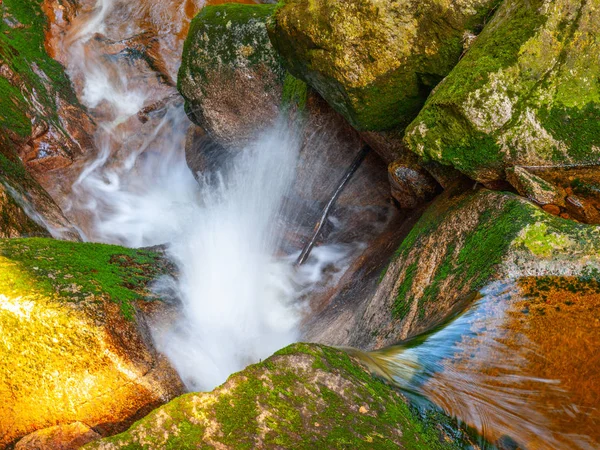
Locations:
0;238;171;320
0;0;78;139
179;3;284;95
269;0;501;131
390;189;600;321
85;343;475;449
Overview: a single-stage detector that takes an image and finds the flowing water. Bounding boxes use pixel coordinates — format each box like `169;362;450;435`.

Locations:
44;0;600;447
56;0;362;391
349;279;600;449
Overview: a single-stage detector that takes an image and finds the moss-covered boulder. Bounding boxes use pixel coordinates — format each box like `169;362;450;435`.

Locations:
0;0;92;239
405;0;600;183
178;3;306;148
343;187;600;349
0;238;184;447
0;0;94;175
267;0;500;133
85;343;477;449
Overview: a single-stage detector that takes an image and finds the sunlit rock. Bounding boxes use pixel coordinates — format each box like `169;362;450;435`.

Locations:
335;187;600;349
84;343;478;449
0;238;184;447
405;0;600;183
267;0;499;135
15;422;101;450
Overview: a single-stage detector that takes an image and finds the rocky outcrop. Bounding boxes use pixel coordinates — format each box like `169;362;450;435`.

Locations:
0;0;95;179
85;343;477;449
405;0;600;183
267;0;500;134
0;238;184;447
0;0;93;239
318;187;600;349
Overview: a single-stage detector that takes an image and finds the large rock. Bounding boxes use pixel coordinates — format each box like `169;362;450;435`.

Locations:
405;0;600;183
0;238;184;447
179;3;291;148
85;343;477;449
0;0;92;239
267;0;500;133
325;187;600;349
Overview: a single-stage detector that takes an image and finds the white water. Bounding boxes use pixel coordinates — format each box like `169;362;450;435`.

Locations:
60;0;352;390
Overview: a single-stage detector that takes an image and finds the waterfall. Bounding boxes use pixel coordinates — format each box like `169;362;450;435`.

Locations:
57;0;358;391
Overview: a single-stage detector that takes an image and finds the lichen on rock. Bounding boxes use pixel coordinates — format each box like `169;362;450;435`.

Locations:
178;3;306;148
349;187;600;348
405;0;600;183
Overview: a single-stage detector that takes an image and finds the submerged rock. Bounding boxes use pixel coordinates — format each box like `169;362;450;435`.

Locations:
340;187;600;349
85;343;477;449
267;0;499;133
405;0;600;183
0;238;184;447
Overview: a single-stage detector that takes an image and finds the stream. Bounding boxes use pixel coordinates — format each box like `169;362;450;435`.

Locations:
42;0;600;448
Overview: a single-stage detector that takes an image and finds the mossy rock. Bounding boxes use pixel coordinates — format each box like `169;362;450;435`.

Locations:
0;238;184;447
84;343;477;449
405;0;600;183
178;3;308;148
267;0;501;132
351;187;600;348
0;0;89;239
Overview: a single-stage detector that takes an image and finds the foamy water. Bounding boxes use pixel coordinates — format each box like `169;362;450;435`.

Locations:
59;0;357;390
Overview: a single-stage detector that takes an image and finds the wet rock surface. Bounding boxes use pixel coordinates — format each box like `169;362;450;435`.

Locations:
84;343;477;449
344;187;600;349
0;238;184;447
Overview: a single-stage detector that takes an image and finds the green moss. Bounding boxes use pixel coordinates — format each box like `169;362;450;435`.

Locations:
0;0;79;139
281;72;308;111
0;238;170;320
269;0;501;132
391;191;533;318
179;3;283;93
88;344;476;449
539;103;600;163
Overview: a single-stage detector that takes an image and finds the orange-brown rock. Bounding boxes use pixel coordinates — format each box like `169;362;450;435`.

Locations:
15;422;101;450
0;238;184;447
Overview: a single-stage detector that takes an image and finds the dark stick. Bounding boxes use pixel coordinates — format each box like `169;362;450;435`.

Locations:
295;145;371;266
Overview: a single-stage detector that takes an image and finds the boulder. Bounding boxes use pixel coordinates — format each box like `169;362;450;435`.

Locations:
388;158;439;209
15;422;101;450
267;0;500;134
405;0;600;183
0;238;184;447
85;343;477;449
178;3;290;148
330;187;600;349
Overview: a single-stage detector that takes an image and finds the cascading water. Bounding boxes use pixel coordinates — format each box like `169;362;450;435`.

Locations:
46;0;600;446
57;0;354;391
348;281;600;449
